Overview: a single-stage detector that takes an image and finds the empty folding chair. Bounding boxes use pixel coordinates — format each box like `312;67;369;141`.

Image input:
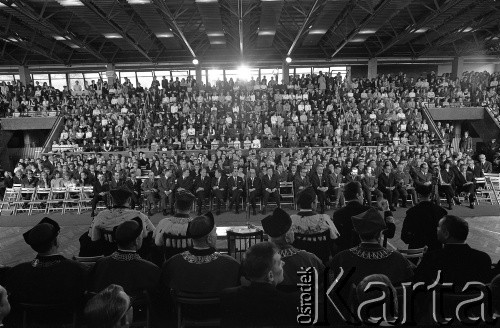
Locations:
0;188;21;215
64;187;83;214
78;186;94;214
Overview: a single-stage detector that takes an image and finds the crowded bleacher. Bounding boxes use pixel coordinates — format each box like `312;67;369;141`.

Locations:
1;67;500;327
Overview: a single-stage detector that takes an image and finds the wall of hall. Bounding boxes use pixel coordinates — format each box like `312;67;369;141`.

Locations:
351;64;438;79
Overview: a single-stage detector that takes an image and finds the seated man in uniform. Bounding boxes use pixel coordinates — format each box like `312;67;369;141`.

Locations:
221;242;298;327
329;208;414;306
88;217;161;296
163;212;240;295
6;218;87;326
154;191;195;261
261;207;324;292
88;188;155;257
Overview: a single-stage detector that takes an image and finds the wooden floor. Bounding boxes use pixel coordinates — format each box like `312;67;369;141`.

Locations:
0;203;499;267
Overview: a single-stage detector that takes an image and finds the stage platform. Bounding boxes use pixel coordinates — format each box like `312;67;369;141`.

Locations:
0;204;499;267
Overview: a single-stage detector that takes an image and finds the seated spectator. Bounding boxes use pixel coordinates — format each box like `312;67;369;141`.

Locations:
85;188;155;257
154;191;195;257
329;208;414;303
401;184;447;251
6;218;87;324
84;284;133;328
290;187;339;240
88;217;160;296
163;212;240;294
414;215;492;287
220;242;298;327
261;208;324;291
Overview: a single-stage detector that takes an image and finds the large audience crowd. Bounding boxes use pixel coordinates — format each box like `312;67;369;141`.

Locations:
1;69;500;151
1;69;500;327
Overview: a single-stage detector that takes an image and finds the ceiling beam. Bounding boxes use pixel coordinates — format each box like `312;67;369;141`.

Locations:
286;0;325;57
238;0;243;57
330;0;395;58
150;0;196;59
417;7;500;57
1;0;108;62
79;0;154;62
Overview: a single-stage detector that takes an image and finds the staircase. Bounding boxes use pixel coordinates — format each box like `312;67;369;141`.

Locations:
479;108;500;141
41;116;65;154
421;106;444;144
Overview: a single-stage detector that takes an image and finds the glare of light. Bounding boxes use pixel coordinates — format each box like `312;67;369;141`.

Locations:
192;58;199;65
285;56;292;63
350;38;365;42
359;29;376;34
258;30;276;36
156;32;174;38
53;36;66;40
207;32;224;37
462;27;473;33
127;0;150;4
414;28;428;33
309;29;327;35
8;37;18;42
103;33;123;39
57;0;83;6
237;65;251;81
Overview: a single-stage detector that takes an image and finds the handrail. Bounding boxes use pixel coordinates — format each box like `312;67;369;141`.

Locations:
485;107;500;131
41;116;64;154
421;105;444;144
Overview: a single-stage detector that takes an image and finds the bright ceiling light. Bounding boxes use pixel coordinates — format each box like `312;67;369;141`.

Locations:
462;27;472;33
309;29;327;35
156;32;174;38
68;43;80;48
103;33;123;39
414;27;428;33
237;65;251;81
192;58;199;65
127;0;150;4
195;0;217;3
57;0;83;6
359;29;376;34
285;56;292;63
53;35;66;40
210;40;226;45
350;38;365;42
8;37;18;42
207;32;224;37
258;30;276;36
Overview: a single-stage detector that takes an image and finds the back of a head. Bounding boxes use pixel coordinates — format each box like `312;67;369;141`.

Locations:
415;184;432;198
84;284;130;328
243;242;277;281
344;181;362;201
175;191;195;212
297;187;316;209
442;215;469;242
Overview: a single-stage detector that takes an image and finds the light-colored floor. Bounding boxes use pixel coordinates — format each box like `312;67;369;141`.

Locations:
1;203;499;267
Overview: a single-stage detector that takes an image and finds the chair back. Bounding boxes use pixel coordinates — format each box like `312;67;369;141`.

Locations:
293;230;331;263
163;233;193;261
279;182;295;209
397;246;427;266
171;290;220;328
226;229;264;263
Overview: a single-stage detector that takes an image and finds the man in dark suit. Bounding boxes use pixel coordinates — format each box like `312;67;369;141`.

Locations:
414;215;492;287
212;169;227;215
227;168;245;214
158;169;176;216
438;160;458;210
328;164;344;207
412;162;433;188
477;153;493;174
377;163;399;211
401;184;448;251
332;181;395;252
21;170;38;188
455;163;476;209
109;172;124;190
261;167;280;215
310;164;330;213
176;168;194;194
294;167;311;194
150;160;163;176
91;173;109;217
247;168;261;216
220;242;298;327
193;168;212;215
467;159;484;178
125;171;141;210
